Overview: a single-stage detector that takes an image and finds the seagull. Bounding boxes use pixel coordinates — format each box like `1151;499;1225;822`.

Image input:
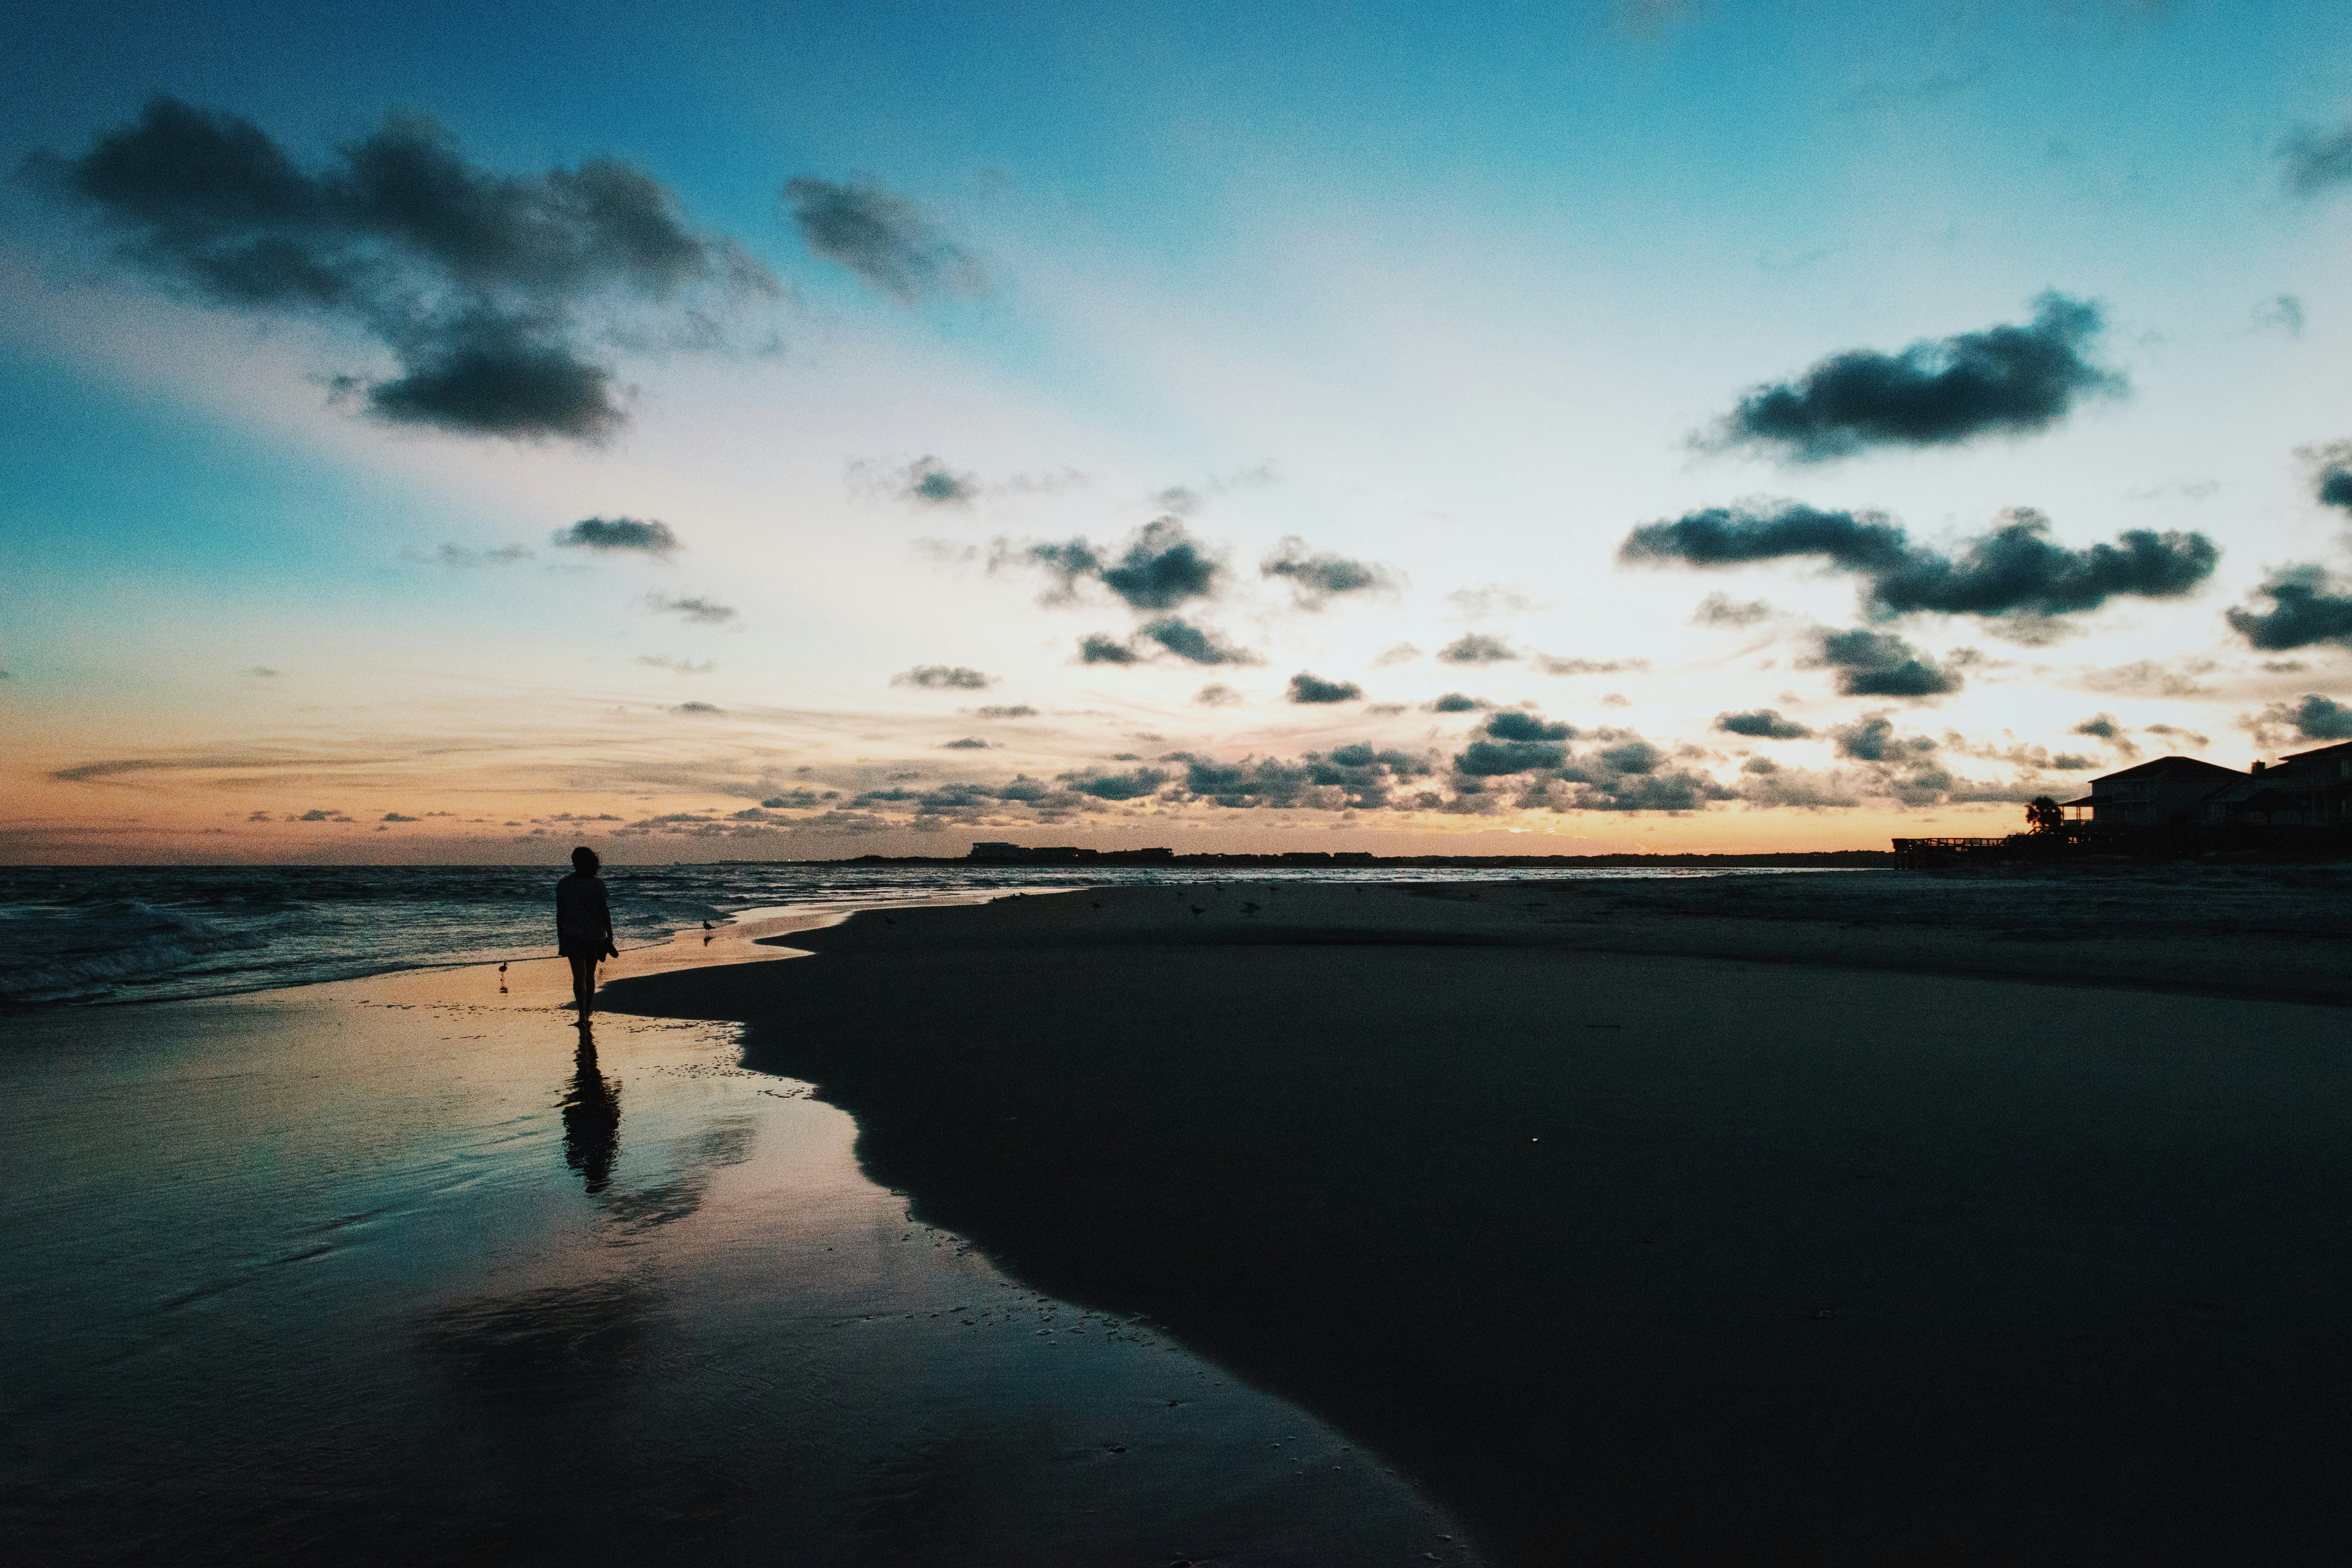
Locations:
701;919;714;929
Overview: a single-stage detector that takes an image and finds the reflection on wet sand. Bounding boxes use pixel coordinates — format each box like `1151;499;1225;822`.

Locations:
559;1030;622;1193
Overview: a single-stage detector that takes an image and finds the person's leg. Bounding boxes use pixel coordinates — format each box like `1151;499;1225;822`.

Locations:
568;955;597;1020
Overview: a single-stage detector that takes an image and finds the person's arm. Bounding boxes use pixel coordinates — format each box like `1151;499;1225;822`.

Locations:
597;880;617;956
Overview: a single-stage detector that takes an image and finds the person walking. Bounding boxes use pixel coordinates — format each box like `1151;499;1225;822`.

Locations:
556;846;617;1024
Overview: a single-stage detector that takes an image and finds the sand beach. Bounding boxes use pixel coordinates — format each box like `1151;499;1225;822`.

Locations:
601;869;2352;1565
11;866;2352;1565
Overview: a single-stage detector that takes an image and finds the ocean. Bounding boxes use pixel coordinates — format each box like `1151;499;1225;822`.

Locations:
0;860;1849;1007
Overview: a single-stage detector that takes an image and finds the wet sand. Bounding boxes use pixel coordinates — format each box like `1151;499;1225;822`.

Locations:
603;876;2352;1566
2;906;1472;1566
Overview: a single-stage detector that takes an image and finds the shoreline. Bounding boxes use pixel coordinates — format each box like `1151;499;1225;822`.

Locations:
603;877;2352;1564
7;891;1476;1565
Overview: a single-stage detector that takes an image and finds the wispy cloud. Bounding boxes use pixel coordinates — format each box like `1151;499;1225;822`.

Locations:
643;592;735;624
783;174;987;303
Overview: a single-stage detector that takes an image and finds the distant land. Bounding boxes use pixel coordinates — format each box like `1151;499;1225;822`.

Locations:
721;846;1898;869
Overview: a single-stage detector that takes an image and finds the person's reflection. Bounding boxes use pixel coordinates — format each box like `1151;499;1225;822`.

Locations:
560;1030;622;1194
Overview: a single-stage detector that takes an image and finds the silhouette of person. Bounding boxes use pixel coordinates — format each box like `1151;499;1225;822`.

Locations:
555;846;617;1024
560;1031;622;1194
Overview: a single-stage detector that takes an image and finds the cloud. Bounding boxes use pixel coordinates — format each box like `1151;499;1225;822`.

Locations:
1149;463;1277;516
1446;584;1544;619
1535;655;1648;676
904;455;977;506
1438;632;1517;664
1061;765;1166;802
1711;292;2121;460
1622;502;2216;623
2072;713;2141;759
242;666;280;677
1830;713;1938;764
1287;671;1363;704
1261;537;1397;608
2252;295;2305;338
2303;441;2352;512
25;97;775;440
2260;694;2352;742
1428;692;1483;713
636;654;715;673
1371;642;1422;667
423;542;532;568
940;737;991;750
894;664;994;689
2280;122;2352;198
1177;744;1439;811
1194;683;1243;706
1716;709;1813;739
1014;518;1221;610
1454;710;1576;775
643;593;735;624
969;704;1036;719
1693;592;1775;627
673;701;722;715
554;516;680;556
381;811;417;822
2225;564;2352;650
1141;617;1257;666
2142;722;2210;749
782;174;986;303
1078;633;1138;664
1818;628;1964;698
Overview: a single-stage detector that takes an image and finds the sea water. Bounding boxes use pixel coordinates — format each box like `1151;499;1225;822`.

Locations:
0;861;1847;1006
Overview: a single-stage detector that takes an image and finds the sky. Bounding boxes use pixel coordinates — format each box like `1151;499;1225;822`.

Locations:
5;0;2352;862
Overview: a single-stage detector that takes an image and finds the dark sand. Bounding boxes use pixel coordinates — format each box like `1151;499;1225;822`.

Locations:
3;909;1471;1566
603;874;2352;1566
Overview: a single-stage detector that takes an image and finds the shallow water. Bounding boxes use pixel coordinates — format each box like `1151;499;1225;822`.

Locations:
0;969;1477;1565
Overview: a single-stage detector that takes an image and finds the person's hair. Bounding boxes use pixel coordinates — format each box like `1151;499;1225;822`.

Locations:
571;846;600;875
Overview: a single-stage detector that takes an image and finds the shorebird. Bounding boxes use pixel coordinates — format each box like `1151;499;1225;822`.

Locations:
497;962;507;974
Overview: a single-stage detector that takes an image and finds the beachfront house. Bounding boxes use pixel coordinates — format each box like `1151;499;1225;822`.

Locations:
2195;740;2352;827
2059;755;2246;828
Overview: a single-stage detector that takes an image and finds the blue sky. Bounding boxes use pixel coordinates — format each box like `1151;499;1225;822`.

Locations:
5;0;2351;860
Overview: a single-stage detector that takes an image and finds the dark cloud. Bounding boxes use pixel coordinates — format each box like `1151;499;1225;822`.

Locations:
940;737;991;749
1713;293;2121;460
1142;617;1257;666
970;704;1036;719
1438;633;1517;664
893;664;993;689
643;593;736;624
673;701;722;715
381;812;417;822
2308;443;2352;511
2280;123;2352;198
1455;710;1576;776
1830;713;1939;764
1287;671;1364;704
2143;722;2210;748
2263;694;2352;742
1261;537;1397;608
904;456;977;506
1195;683;1242;706
1179;744;1438;811
1716;709;1813;739
27;97;775;440
1078;634;1137;665
1016;518;1221;610
782;174;986;303
1062;766;1166;802
2225;565;2352;650
554;516;681;556
1623;502;2215;624
1818;627;1963;698
2072;713;2140;759
1429;692;1482;713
